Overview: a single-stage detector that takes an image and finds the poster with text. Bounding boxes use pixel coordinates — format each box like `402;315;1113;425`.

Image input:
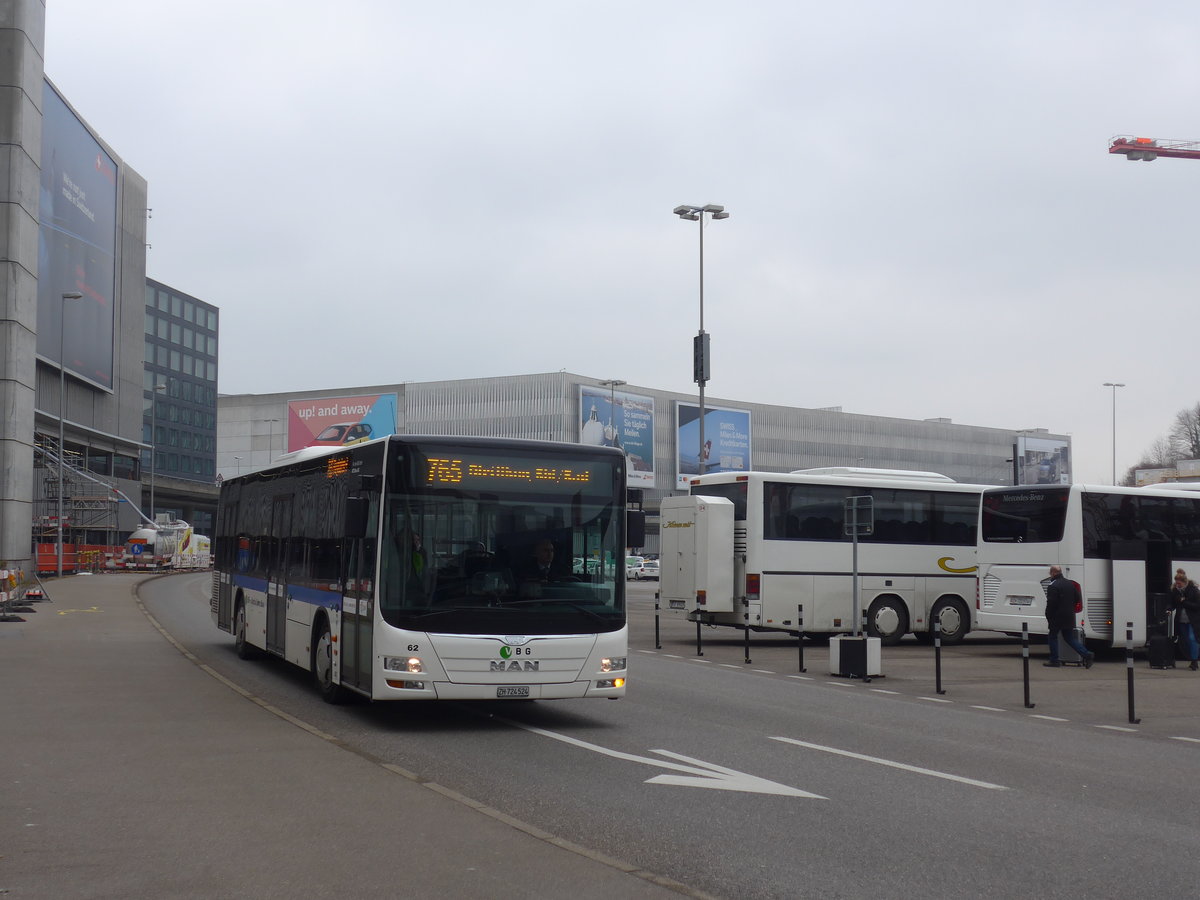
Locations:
287;393;398;452
676;402;751;489
578;385;655;486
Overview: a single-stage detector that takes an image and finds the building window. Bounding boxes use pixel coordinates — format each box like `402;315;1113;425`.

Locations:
170;323;181;344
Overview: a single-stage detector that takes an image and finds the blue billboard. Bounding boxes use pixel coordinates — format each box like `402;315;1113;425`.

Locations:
676;401;751;489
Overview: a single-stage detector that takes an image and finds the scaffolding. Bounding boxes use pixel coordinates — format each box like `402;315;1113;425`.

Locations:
32;434;126;553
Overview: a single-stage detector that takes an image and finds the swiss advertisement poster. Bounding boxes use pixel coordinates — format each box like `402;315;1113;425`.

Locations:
676;402;751;488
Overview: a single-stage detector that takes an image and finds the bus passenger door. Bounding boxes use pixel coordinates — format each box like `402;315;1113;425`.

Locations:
340;511;378;695
267;496;292;655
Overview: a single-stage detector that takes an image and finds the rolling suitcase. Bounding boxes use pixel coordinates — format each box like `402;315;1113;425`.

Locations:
1056;627;1086;666
1149;614;1176;669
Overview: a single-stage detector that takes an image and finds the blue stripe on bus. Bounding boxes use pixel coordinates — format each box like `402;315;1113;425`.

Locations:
230;575;343;611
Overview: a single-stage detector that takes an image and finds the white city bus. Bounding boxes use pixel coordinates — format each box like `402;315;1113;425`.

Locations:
976;482;1200;646
212;435;628;703
659;468;985;644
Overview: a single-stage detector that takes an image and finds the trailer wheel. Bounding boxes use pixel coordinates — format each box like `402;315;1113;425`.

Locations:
234;598;258;660
867;596;909;646
930;597;970;644
311;616;348;704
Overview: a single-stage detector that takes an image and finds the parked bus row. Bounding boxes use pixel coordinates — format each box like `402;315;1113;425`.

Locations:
660;468;1200;650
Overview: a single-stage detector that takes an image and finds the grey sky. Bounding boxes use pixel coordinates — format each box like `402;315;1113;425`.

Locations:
44;0;1200;483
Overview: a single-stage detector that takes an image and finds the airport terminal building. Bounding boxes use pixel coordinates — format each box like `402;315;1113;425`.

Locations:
217;375;1071;552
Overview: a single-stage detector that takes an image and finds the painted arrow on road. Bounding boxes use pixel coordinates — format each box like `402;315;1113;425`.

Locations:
501;718;825;798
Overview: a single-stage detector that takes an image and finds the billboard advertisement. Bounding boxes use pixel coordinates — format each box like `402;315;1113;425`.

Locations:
676;402;751;489
287;393;398;452
579;385;655;486
37;82;119;390
1016;435;1071;485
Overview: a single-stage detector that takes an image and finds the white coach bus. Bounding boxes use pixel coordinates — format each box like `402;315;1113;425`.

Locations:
659;468;985;644
976;482;1200;646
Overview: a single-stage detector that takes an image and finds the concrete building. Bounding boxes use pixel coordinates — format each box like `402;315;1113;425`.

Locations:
218;374;1070;553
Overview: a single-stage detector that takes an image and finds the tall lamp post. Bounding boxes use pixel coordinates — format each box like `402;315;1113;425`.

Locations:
673;204;729;476
148;381;166;522
57;291;83;578
234;456;243;476
1103;382;1126;485
597;379;626;449
265;417;280;465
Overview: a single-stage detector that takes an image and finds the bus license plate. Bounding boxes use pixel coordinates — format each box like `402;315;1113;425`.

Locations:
1009;595;1034;606
669;600;685;609
497;686;530;699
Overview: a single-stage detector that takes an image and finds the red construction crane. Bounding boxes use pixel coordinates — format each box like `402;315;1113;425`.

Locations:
1108;135;1200;161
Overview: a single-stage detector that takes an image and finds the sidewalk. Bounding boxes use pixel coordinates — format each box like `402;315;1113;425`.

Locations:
0;574;688;900
628;598;1200;739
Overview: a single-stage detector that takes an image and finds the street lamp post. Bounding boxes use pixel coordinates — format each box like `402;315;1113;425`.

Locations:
57;291;83;578
234;456;243;476
265;418;280;465
148;381;166;522
673;204;729;476
597;379;626;449
1103;382;1126;485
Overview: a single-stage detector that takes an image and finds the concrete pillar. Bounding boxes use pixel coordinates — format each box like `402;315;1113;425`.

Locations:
0;1;45;575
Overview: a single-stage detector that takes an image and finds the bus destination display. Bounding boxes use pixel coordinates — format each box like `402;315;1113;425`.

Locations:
425;456;596;488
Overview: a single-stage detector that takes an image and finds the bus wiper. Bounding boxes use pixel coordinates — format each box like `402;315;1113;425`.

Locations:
500;598;611;624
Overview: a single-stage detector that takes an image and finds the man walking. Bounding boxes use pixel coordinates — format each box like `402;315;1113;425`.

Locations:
1045;565;1094;668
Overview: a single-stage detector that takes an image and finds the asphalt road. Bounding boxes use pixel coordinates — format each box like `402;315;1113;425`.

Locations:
133;574;1200;899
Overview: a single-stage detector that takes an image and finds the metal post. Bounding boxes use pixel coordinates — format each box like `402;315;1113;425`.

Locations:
798;604;806;673
1022;621;1035;708
57;291;82;578
1126;622;1140;724
743;596;751;665
695;608;703;657
697;215;705;476
654;593;661;650
934;620;945;694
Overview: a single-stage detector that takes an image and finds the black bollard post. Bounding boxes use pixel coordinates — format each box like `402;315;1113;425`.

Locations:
654;592;661;650
861;611;872;684
743;596;752;665
797;604;806;673
1022;621;1035;709
695;608;703;657
1126;622;1140;725
934;620;945;695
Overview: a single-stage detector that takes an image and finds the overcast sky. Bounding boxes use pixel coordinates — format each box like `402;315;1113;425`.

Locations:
43;1;1200;484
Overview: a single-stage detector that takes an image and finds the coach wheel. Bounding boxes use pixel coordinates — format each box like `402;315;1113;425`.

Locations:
312;617;348;705
867;596;909;646
234;599;258;660
930;598;970;645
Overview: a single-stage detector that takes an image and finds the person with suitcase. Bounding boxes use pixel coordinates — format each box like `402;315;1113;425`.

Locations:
1169;569;1200;671
1044;565;1094;668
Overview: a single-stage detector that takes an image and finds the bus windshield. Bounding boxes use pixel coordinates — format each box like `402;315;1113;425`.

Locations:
981;487;1070;543
380;444;624;635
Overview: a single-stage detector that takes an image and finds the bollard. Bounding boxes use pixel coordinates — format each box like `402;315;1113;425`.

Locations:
695;608;704;657
934;620;945;695
743;597;752;664
797;604;807;673
654;592;661;650
1022;622;1035;709
1126;622;1140;725
860;611;872;684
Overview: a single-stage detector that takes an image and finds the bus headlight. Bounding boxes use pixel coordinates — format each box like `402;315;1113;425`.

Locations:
596;677;626;689
600;656;627;673
384;656;424;673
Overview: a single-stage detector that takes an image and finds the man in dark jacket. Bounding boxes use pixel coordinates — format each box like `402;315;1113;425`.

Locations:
1045;565;1094;668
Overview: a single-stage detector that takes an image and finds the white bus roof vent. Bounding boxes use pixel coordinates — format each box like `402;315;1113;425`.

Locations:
791;466;956;483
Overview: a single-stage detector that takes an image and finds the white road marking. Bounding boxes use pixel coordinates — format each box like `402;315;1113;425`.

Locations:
501;719;825;798
770;736;1007;790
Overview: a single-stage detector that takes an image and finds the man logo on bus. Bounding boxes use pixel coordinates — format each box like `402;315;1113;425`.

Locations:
491;660;540;672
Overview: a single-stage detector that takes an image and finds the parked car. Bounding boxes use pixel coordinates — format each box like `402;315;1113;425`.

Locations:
625;556;645;579
631;559;659;580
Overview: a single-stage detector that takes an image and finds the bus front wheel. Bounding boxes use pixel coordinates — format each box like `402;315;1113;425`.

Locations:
930;598;970;644
867;597;909;646
311;617;349;705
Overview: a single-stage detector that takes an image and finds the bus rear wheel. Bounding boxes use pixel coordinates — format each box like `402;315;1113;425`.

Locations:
867;596;909;646
311;617;348;705
929;598;970;644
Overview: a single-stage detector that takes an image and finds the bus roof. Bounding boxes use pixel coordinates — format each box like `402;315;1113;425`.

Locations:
789;466;956;483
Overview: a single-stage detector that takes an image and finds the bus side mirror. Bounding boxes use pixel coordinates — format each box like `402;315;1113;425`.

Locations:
345;497;369;539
